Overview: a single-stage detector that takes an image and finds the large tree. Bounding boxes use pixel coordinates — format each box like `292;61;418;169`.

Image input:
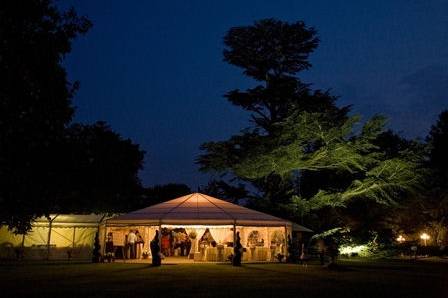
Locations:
198;19;350;215
198;19;422;236
384;111;448;246
0;1;146;233
56;122;145;214
421;110;448;244
0;0;91;232
427;110;448;186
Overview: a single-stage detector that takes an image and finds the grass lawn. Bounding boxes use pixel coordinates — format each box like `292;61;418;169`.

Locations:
1;259;446;297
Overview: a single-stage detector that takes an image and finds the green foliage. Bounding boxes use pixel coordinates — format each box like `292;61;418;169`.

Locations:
229;112;423;215
198;18;349;169
198;19;351;220
198;19;425;241
310;227;350;241
232;113;366;177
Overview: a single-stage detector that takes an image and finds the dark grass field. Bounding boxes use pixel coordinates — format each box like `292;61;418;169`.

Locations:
1;259;446;298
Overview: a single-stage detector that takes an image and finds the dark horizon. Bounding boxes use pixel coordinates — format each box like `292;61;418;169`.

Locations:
62;0;448;188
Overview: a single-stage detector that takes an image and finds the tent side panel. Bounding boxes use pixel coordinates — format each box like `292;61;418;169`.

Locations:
47;227;74;260
0;226;23;259
72;227;97;260
21;226;50;260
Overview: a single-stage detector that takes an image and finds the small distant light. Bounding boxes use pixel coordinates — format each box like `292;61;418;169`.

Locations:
420;233;430;246
396;235;405;243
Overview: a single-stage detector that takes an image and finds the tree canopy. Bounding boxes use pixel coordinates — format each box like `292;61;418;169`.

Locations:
0;1;145;233
55;122;145;213
139;183;192;207
0;0;92;232
427;110;448;186
417;110;448;244
198;19;350;212
198;19;424;238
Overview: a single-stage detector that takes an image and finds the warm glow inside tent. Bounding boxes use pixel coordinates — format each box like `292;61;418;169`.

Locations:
105;193;311;263
0;193;312;262
0;214;108;260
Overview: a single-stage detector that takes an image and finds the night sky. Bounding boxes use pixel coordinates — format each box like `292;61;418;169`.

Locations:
62;0;448;188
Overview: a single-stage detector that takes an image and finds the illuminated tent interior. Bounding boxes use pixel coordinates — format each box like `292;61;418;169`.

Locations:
0;214;108;260
106;193;311;262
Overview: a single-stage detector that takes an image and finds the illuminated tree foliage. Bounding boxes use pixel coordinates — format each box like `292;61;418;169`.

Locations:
201;116;422;224
199;19;423;225
198;19;350;214
208;111;422;216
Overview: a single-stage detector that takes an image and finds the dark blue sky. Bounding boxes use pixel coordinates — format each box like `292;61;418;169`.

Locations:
63;0;448;188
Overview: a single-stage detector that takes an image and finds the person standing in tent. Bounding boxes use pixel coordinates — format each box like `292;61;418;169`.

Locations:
105;232;115;262
185;234;192;257
127;230;137;259
161;232;170;256
232;231;243;266
299;243;308;266
150;230;161;266
135;230;144;259
124;233;129;259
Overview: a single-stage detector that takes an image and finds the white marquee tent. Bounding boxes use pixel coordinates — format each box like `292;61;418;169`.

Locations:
0;193;312;262
108;193;294;226
106;193;312;262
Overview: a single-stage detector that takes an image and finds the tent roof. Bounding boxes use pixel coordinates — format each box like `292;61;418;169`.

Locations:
292;223;313;233
32;214;110;227
107;193;293;227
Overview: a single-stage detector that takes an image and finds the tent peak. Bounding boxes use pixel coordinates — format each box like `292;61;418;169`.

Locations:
107;193;307;229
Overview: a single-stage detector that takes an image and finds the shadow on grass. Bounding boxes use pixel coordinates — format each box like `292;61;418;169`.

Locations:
110;263;179;273
240;264;310;277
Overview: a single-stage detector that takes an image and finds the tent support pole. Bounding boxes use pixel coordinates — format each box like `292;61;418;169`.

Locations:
72;227;76;248
47;220;51;260
102;225;108;258
233;221;236;248
47;215;58;260
284;225;288;257
99;214;107;257
158;220;162;248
